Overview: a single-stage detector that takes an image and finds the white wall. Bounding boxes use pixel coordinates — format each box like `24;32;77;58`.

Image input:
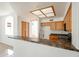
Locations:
17;14;40;42
0;3;14;16
72;2;79;49
0;13;19;40
0;3;19;41
0;17;2;40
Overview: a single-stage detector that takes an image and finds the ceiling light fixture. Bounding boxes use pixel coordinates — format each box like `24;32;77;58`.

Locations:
41;7;53;14
31;6;55;18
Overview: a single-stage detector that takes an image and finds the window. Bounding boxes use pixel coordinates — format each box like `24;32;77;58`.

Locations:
31;20;39;38
5;16;14;36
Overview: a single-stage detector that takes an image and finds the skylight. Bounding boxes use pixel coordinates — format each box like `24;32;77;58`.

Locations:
38;15;46;18
31;6;55;18
41;7;53;14
32;10;43;15
45;13;54;17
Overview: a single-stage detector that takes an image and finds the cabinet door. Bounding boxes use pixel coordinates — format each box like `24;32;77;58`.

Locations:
41;22;51;26
56;21;64;30
64;4;72;32
50;22;56;30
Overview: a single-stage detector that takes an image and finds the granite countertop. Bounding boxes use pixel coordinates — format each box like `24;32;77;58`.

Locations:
50;30;70;35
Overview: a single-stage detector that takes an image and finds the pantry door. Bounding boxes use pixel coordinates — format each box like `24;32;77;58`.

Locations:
21;21;29;40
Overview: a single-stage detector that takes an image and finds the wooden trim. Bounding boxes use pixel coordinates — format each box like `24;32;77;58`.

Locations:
40;10;47;17
27;22;29;38
64;3;72;32
64;3;72;21
51;6;56;16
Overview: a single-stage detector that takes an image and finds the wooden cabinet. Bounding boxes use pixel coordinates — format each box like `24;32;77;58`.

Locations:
50;22;56;30
41;22;51;26
55;21;64;30
41;21;64;31
49;34;58;43
64;4;72;32
50;21;64;30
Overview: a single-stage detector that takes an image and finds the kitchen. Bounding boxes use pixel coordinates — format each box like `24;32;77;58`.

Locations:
3;2;79;52
38;3;74;51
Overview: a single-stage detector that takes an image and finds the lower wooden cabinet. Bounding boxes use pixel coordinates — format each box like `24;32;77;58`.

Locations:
49;34;58;43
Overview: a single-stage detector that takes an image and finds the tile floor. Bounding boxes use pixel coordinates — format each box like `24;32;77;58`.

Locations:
0;39;79;57
0;42;14;57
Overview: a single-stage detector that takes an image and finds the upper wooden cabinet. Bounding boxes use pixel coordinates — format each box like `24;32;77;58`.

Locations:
55;21;64;30
41;21;64;30
64;4;72;32
50;22;56;30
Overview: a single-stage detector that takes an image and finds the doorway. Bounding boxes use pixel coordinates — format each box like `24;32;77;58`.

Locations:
21;21;29;40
